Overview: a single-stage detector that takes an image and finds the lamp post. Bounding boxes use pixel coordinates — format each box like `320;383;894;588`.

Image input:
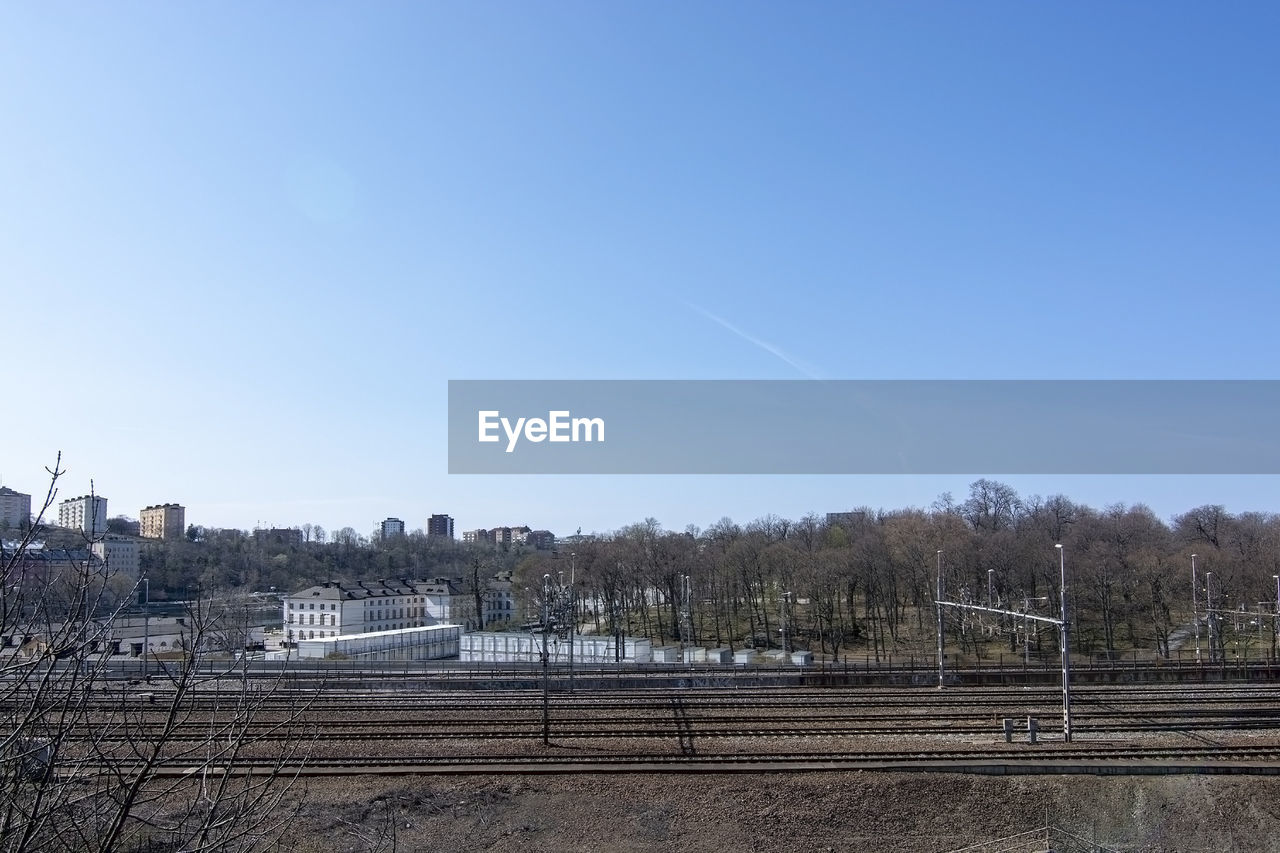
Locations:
1056;543;1072;743
936;550;945;689
1191;554;1200;663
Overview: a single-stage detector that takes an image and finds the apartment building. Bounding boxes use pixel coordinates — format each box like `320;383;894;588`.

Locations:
58;495;108;537
139;503;185;540
426;514;454;540
0;487;31;531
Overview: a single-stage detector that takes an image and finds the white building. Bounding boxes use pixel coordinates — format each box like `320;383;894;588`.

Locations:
0;487;31;531
482;572;516;627
91;536;140;580
283;579;424;644
282;576;516;643
58;495;108;537
379;517;405;539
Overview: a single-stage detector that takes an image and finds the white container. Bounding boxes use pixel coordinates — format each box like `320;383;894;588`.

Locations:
650;645;678;663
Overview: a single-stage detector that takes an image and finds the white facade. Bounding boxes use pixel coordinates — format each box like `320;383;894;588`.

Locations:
283;577;515;642
58;495;108;536
284;580;431;643
0;487;31;530
379;517;405;539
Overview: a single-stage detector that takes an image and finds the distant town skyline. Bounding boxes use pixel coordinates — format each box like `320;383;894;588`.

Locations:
5;461;1280;542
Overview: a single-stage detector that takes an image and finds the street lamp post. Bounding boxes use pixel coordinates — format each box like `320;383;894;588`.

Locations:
1056;543;1072;743
1191;554;1200;664
936;550;945;689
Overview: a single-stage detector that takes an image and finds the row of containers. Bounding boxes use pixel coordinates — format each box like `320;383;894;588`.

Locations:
289;626;817;664
460;632;815;666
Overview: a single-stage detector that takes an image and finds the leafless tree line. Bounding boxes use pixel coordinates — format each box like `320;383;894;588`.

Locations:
516;480;1280;662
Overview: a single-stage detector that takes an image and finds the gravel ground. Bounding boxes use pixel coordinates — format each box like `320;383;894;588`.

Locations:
282;771;1280;852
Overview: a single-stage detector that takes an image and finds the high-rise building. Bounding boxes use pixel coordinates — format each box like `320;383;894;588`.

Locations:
140;503;186;540
0;486;32;531
426;514;454;540
58;495;108;537
380;517;405;539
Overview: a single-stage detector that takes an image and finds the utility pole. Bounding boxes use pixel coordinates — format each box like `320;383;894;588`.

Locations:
1192;554;1200;664
1274;575;1280;661
1056;544;1072;743
780;591;791;656
541;573;551;746
568;553;576;693
142;576;150;680
1022;596;1030;666
936;550;945;689
679;574;694;662
1207;571;1218;664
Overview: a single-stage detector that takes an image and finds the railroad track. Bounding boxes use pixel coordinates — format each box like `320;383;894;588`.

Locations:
122;742;1280;778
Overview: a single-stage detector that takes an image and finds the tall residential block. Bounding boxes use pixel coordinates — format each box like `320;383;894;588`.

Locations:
140;503;186;540
426;514;454;540
380;517;405;539
0;486;32;531
58;495;108;537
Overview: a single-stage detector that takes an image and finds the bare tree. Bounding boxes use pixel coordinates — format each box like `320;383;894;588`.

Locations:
2;456;316;853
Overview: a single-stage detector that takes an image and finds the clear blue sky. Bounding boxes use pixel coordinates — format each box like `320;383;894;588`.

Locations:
3;3;1278;537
